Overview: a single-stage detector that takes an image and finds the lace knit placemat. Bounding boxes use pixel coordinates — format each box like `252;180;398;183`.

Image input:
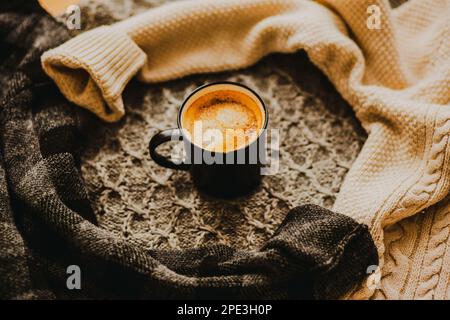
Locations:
75;0;365;251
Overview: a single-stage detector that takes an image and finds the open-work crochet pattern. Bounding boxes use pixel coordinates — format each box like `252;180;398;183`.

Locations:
42;0;450;299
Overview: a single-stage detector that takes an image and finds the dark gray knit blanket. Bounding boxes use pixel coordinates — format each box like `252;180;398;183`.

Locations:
0;2;377;299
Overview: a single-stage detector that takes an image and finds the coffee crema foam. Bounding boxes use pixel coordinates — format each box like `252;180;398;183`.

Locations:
182;90;264;153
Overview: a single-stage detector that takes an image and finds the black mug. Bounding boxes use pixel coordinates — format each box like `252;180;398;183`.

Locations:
149;82;268;198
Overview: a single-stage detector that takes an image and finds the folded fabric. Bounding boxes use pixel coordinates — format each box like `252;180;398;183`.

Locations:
0;3;377;299
41;0;450;298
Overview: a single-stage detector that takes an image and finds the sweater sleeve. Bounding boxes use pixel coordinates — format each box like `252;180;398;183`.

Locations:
41;0;328;122
41;26;147;122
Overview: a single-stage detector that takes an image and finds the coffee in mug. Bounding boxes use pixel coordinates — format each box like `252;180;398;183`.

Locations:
149;82;268;198
181;89;265;153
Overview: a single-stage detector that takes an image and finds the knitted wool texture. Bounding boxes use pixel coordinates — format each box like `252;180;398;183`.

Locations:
0;2;378;299
73;0;450;299
41;0;450;299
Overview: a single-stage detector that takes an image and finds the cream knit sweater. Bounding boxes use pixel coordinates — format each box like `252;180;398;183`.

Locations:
41;0;449;299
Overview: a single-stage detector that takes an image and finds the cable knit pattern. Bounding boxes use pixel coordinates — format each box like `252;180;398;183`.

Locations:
41;0;450;299
375;197;450;299
415;199;450;299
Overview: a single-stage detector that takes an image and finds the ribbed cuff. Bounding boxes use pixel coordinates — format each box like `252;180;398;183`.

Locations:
41;26;147;122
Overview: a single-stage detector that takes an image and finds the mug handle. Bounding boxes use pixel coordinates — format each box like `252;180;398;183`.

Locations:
149;128;190;170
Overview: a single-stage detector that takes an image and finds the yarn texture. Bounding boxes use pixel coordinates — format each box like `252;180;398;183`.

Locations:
41;0;450;299
0;2;378;299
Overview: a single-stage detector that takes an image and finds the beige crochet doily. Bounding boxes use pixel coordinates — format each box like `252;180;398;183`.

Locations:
76;0;365;251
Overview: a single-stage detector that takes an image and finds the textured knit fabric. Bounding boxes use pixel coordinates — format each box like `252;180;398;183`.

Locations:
41;0;450;299
0;3;378;299
377;197;450;299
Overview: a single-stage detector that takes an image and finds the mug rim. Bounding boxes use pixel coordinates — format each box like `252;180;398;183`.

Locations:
177;81;269;154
